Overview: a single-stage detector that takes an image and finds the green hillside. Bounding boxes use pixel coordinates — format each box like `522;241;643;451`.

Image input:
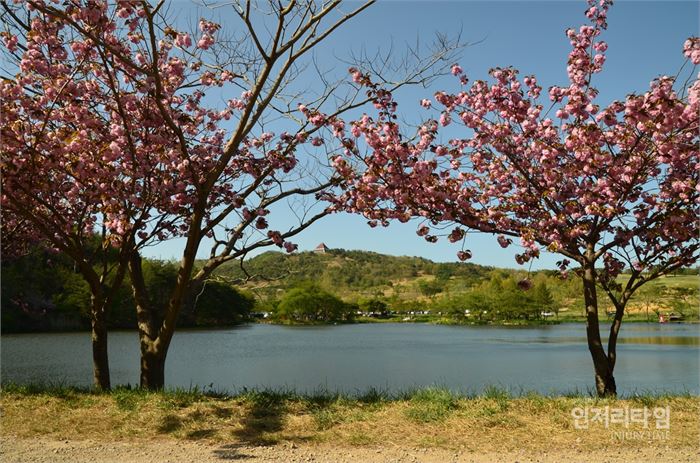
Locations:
215;248;495;299
218;249;493;296
213;248;698;323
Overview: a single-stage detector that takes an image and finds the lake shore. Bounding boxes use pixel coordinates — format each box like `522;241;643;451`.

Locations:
261;316;697;326
2;387;698;462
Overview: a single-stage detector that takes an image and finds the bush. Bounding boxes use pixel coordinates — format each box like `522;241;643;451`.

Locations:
275;282;354;322
193;281;255;326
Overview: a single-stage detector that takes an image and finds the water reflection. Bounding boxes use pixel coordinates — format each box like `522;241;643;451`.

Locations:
618;336;700;346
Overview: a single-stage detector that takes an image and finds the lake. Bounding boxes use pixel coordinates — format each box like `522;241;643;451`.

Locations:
2;323;698;395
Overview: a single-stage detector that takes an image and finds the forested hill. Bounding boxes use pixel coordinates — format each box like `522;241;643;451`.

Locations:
213;248;498;299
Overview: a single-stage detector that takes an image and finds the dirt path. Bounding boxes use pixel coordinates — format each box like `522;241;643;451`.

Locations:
2;436;698;463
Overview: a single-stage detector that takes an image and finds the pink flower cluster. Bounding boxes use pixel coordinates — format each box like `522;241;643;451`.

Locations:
1;0;323;257
324;0;698;272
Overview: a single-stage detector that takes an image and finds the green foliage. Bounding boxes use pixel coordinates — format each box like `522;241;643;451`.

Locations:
434;265;454;281
404;387;457;423
193;281;255;326
52;268;91;317
275;282;355;323
2;248;254;332
1;249;87;332
431;276;560;322
358;298;389;317
142;260;179;313
531;281;555;314
417;279;445;297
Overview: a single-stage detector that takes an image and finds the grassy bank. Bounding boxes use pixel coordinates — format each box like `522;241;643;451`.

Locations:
2;385;698;452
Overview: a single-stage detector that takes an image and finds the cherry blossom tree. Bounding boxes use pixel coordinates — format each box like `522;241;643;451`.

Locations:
1;0;455;389
334;0;699;396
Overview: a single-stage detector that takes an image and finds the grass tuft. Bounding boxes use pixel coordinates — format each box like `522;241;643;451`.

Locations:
483;385;511;411
404;387;457;423
111;386;148;412
356;386;389;404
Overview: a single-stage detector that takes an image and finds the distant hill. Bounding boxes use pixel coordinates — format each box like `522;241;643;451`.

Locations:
212;248;698;320
213;248;501;301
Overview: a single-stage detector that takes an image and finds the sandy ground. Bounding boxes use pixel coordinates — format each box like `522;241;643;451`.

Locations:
2;436;698;463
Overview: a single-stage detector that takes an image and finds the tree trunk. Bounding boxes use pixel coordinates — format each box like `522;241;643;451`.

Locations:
90;295;111;390
128;253;164;390
140;341;166;390
582;259;616;397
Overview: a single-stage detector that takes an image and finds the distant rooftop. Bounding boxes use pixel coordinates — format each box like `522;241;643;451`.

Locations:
314;243;330;253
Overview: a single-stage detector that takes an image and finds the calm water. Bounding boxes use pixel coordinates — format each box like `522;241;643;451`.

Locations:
2;323;698;395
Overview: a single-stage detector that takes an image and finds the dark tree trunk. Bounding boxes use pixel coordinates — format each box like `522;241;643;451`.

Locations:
582;259;617;397
606;293;630;384
129;251;186;391
90;295;111;390
135;304;169;390
140;342;166;390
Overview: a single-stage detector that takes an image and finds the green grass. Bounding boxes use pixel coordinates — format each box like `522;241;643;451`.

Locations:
403;387;458;423
3;381;695;402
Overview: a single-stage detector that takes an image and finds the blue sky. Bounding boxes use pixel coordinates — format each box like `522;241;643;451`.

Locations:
145;0;699;269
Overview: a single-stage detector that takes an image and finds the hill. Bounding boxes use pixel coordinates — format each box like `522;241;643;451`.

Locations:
212;248;698;322
215;248;518;301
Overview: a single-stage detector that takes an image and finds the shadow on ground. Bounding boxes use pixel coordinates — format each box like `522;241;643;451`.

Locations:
153;392;342;460
231;392;288;445
212;444;255;461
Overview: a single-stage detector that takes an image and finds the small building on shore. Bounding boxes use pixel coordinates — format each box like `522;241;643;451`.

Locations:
314;243;330;253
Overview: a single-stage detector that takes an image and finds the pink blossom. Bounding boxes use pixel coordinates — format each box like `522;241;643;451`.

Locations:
197;34;214;50
497;235;511;248
198;19;220;34
2;33;18;52
457;250;472;261
439;112;451;127
175;33;192;48
683;37;700;64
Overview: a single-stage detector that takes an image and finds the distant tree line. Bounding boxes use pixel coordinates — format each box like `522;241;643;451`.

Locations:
432;276;557;322
6;246;696;331
2;247;254;333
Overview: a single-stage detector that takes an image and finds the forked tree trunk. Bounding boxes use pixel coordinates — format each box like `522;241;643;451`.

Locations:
90;295;111;390
582;259;617;397
129;251;189;390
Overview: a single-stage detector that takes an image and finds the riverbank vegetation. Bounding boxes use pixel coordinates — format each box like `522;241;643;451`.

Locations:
3;248;697;332
1;384;697;453
1;247;254;333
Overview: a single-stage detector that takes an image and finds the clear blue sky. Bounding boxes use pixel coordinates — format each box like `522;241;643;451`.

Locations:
145;0;699;269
